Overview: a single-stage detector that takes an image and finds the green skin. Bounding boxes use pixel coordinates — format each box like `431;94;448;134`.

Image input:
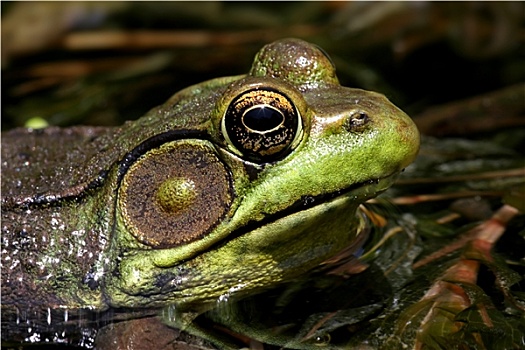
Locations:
1;38;419;345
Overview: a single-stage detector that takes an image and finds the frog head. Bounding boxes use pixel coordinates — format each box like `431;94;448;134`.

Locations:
107;38;420;310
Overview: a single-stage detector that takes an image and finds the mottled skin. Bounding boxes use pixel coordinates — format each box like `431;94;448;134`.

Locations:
1;39;419;346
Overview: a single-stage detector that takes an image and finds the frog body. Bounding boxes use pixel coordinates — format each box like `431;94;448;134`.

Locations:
1;38;419;346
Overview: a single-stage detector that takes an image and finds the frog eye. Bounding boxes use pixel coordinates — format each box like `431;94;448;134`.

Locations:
118;141;233;248
221;88;302;162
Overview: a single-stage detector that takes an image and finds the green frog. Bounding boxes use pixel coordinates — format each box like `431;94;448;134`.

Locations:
1;38;419;348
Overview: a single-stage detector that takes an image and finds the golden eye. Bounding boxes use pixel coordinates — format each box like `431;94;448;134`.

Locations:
222;88;302;162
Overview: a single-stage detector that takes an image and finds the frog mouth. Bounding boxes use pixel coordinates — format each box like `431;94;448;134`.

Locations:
147;171;400;273
221;171;400;245
149;173;399;301
125;172;401;306
288;174;397;212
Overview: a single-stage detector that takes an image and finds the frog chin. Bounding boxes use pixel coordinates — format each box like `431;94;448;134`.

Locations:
109;172;401;310
113;175;405;309
166;173;401;305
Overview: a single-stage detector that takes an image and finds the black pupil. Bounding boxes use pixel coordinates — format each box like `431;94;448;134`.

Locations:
243;105;283;132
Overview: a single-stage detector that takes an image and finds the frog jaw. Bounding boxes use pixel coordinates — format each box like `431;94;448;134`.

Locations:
107;185;369;309
106;172;396;310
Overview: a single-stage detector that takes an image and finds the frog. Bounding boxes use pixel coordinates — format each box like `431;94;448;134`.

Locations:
1;38;420;348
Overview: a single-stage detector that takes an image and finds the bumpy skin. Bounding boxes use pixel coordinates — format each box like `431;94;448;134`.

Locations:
1;39;419;342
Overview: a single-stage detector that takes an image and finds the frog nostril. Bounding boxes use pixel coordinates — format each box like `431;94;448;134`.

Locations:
344;111;370;132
